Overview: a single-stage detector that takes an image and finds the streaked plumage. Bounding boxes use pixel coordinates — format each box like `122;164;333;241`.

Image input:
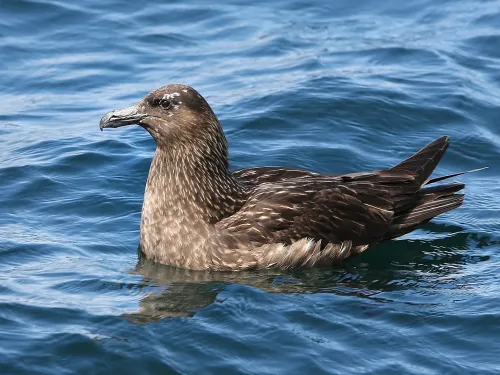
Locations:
100;84;478;271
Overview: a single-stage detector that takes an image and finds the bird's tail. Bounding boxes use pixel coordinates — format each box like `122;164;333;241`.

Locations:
384;136;485;239
384;182;465;240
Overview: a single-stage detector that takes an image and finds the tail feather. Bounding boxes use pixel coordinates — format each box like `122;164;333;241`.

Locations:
418;181;465;197
385;194;464;240
424;167;488;185
399;194;464;225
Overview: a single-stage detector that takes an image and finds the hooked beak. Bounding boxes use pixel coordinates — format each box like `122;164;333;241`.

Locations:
99;105;149;131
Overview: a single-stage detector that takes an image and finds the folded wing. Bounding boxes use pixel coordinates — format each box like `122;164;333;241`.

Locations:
219;136;466;259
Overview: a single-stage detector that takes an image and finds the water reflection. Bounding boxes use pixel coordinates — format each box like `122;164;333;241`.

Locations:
126;227;490;323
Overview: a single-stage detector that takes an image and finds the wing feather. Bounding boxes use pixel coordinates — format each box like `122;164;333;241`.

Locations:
216;174;404;247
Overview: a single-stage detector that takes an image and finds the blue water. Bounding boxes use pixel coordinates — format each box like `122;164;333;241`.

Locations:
1;0;500;373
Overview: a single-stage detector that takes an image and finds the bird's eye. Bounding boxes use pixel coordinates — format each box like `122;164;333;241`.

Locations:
153;98;172;110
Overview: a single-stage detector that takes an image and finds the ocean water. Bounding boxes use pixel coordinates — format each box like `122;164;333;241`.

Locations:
1;0;500;373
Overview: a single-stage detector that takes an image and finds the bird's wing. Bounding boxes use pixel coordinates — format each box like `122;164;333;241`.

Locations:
232;166;325;187
217;170;419;247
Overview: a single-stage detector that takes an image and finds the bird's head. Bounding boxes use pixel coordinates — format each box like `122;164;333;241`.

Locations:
100;84;228;160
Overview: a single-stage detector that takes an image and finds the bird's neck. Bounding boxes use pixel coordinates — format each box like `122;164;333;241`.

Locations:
141;146;246;232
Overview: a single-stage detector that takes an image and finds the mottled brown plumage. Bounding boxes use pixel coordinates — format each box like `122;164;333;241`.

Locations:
100;84;473;271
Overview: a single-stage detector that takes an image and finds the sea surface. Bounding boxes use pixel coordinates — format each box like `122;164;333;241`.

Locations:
1;0;500;374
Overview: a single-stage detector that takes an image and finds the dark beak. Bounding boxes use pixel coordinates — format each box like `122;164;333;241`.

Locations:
99;106;149;131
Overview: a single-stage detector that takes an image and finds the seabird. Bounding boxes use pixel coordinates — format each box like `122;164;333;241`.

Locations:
100;84;480;271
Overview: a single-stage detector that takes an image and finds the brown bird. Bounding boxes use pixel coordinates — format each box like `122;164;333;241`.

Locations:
100;84;480;271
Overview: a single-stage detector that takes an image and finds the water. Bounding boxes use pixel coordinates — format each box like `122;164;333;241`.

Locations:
1;0;499;373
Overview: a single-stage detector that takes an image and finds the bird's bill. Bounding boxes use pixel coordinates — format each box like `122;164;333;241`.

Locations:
99;105;149;131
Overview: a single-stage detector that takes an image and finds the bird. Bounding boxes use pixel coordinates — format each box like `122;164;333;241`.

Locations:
100;84;481;271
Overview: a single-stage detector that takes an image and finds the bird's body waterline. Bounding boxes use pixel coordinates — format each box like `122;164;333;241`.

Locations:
100;84;473;271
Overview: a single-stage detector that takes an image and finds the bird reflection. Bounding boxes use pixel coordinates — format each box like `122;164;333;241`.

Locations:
124;225;490;323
